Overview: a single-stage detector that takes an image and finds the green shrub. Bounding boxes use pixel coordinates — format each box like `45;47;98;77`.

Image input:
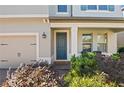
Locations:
118;47;124;53
64;72;117;87
70;52;97;75
111;53;120;61
65;52;117;87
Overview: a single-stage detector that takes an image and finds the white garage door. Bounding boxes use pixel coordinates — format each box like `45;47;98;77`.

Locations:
0;35;37;68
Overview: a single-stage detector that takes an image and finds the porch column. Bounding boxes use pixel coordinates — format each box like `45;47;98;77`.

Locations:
71;25;78;56
108;32;117;54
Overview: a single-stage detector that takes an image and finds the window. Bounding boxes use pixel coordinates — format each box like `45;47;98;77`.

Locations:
97;33;107;52
82;34;93;52
81;5;87;11
58;5;67;12
81;5;97;11
108;5;114;11
99;5;115;11
80;5;115;11
83;44;92;52
99;5;108;10
88;5;97;10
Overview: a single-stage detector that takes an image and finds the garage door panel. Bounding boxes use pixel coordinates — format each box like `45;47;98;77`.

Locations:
0;35;37;68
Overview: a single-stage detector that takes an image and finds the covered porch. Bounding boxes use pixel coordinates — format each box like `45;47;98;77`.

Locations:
50;21;124;63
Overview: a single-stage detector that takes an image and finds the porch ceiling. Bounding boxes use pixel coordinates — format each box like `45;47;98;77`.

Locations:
51;23;124;32
111;28;124;32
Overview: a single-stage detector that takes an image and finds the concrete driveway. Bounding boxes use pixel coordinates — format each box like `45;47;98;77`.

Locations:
0;69;15;86
0;69;8;86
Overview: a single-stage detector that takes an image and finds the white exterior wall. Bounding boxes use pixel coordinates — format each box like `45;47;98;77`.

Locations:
117;31;124;48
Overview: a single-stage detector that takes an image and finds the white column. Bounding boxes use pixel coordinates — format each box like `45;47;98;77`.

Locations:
108;32;117;54
71;25;78;56
92;32;97;51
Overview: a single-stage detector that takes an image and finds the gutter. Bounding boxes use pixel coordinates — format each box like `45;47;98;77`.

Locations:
49;16;124;21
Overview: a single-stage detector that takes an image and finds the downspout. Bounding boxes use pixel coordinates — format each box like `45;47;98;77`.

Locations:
122;7;124;17
70;5;73;17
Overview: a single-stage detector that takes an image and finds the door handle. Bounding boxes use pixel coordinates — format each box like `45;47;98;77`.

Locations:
30;43;36;46
0;60;8;62
0;43;8;46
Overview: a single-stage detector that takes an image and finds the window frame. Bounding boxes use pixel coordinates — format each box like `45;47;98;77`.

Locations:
87;5;97;10
80;5;115;12
98;5;108;11
82;33;93;52
96;33;108;52
57;5;68;13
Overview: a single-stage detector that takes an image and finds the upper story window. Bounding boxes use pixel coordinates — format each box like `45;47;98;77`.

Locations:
99;5;114;11
80;5;115;12
88;5;97;10
58;5;67;12
99;5;108;10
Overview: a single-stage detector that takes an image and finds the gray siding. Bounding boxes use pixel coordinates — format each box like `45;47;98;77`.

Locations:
0;5;123;18
0;5;49;16
49;5;123;18
72;5;123;17
49;5;71;17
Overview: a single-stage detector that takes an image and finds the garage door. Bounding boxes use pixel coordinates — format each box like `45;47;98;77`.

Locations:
0;35;37;68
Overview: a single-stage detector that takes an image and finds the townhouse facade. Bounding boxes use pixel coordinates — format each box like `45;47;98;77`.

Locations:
0;5;124;68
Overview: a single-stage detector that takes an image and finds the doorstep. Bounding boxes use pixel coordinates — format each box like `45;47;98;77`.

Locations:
54;61;70;65
53;61;71;70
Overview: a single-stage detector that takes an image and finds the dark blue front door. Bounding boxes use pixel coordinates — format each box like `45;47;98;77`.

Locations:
56;32;67;60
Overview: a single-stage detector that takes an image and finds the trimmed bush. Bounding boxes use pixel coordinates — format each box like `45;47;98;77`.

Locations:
64;71;117;87
118;47;124;53
70;52;97;75
64;52;118;87
111;53;120;61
